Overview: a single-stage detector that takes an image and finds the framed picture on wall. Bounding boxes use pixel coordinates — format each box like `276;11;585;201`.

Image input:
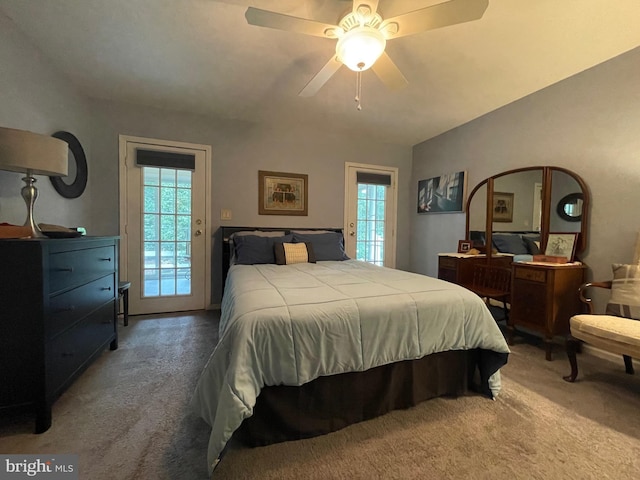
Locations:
258;170;308;216
417;171;466;213
492;192;514;223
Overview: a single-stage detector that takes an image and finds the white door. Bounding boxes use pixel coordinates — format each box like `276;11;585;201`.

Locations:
119;136;211;315
344;162;397;267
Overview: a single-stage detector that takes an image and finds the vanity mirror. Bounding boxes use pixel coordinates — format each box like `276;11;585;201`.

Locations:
460;166;590;360
465;166;589;259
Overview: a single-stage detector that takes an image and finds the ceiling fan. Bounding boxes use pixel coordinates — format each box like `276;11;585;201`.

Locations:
245;0;489;103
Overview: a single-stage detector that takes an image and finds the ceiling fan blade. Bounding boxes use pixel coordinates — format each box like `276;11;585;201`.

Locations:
380;0;489;39
299;56;343;97
371;52;408;91
245;7;339;38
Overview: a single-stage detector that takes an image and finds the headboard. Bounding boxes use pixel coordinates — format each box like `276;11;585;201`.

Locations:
220;226;344;289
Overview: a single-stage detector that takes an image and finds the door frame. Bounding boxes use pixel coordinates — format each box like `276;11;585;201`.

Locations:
343;162;398;268
118;134;213;310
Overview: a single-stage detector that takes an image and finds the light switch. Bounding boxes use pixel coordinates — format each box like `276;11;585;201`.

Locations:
220;209;232;221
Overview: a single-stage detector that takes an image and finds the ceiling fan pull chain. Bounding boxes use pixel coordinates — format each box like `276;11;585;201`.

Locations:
355;71;362;111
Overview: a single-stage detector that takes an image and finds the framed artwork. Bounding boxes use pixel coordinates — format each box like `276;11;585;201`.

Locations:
458;240;472;253
545;232;578;261
258;170;308;216
492;192;514;223
417;171;466;214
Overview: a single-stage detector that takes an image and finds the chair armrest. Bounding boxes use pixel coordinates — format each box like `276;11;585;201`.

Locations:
578;281;613;314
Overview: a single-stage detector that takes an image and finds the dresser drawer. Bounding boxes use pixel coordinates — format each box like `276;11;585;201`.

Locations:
46;301;116;396
49;245;115;294
514;266;546;283
47;274;116;340
439;257;457;269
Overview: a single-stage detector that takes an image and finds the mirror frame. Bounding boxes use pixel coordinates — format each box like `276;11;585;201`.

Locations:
49;131;88;199
465;166;590;260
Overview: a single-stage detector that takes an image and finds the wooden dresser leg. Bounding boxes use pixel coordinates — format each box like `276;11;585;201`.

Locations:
35;403;52;433
563;337;580;382
544;339;554;361
623;355;635;374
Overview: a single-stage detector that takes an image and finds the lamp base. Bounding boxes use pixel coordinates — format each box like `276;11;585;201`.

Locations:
21;173;47;238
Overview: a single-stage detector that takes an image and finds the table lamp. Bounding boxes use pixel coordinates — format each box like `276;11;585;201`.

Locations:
0;126;68;238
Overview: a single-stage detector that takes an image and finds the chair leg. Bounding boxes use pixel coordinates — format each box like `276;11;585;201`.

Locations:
123;289;129;327
623;355;635;375
563;336;580;382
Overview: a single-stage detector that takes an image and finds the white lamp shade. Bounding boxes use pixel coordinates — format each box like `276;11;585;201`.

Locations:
0;126;68;177
336;26;386;72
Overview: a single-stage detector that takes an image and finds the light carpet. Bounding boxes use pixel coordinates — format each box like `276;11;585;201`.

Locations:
1;311;639;479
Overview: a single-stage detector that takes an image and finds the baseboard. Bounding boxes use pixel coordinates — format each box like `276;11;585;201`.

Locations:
581;344;628;363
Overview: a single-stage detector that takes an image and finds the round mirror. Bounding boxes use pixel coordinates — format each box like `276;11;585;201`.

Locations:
49;131;88;199
556;192;583;222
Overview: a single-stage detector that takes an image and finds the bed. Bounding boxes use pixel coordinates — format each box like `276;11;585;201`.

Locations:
191;227;510;474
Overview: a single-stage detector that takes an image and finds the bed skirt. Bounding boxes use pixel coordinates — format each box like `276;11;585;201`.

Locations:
235;349;480;447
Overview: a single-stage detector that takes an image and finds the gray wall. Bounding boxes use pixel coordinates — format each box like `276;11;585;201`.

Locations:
0;12;93;230
411;46;640;311
89;100;412;302
0;13;412;304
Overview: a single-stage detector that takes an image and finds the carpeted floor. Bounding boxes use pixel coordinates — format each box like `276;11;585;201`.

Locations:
1;311;639;479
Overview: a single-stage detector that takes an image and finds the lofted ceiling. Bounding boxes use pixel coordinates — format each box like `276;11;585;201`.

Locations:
2;0;640;146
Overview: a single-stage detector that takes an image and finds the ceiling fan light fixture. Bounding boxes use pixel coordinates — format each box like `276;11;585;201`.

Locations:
336;26;386;72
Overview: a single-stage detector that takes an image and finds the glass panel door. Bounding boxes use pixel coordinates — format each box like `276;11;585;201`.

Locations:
356;183;387;266
142;167;192;297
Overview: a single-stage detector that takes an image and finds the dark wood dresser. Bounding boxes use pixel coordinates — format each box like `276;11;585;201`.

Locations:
438;254;512;286
0;236;119;432
509;262;586;360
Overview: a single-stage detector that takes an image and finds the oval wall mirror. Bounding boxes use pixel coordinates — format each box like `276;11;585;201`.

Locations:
556;192;583;222
49;131;88;199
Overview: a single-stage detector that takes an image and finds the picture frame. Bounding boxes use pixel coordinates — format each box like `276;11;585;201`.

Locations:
545;232;578;262
492;192;514;223
457;240;472;254
417;171;466;214
258;170;308;216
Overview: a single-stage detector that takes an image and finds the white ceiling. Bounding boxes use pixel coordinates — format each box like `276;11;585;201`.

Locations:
2;0;640;146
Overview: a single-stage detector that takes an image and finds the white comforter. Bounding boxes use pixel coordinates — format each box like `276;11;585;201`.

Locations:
191;260;510;473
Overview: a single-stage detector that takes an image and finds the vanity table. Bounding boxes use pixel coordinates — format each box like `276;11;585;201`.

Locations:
462;166;590;360
509;261;586;360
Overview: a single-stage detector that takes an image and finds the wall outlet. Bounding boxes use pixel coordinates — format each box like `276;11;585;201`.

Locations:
220;209;232;221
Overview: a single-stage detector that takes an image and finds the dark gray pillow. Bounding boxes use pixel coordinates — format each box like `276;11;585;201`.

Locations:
522;236;540;255
492;233;528;255
233;234;293;265
292;232;349;261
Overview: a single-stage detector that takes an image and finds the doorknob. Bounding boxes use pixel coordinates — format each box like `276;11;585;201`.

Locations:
194;230;202;236
195;219;202;225
349;231;355;236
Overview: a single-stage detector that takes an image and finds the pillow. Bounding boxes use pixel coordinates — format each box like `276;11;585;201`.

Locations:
523;236;541;255
233;234;292;265
274;242;316;265
492;233;528;255
229;231;286;264
605;263;640;320
292;232;349;261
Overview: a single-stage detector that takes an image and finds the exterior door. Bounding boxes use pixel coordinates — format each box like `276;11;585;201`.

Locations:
344;162;397;267
119;136;211;315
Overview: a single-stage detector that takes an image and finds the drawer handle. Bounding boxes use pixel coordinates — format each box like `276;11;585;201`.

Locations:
101;286;112;291
57;267;74;272
56;305;76;313
100;257;112;262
